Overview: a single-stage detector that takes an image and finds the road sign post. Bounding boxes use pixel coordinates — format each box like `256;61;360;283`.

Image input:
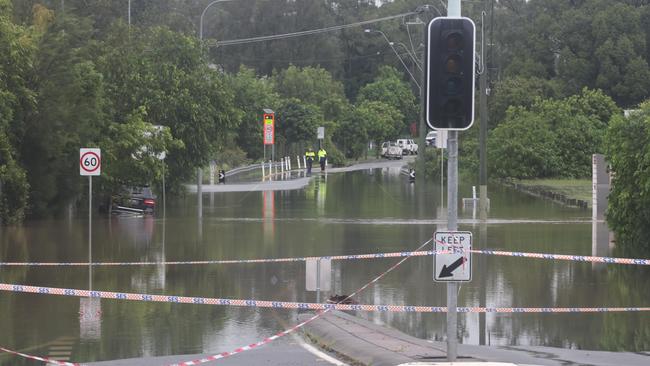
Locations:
80;148;101;294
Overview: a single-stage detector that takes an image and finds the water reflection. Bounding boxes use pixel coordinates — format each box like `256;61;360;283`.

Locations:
1;170;649;365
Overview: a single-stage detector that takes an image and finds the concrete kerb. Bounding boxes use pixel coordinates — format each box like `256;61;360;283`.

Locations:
298;310;450;366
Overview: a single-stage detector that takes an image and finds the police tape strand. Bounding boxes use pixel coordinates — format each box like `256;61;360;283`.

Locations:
0;346;79;366
1;283;649;314
167;238;435;365
1;248;648;267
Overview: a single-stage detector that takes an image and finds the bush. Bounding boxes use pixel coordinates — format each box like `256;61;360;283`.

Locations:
605;101;650;255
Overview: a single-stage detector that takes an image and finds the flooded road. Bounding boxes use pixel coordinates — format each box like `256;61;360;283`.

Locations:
1;165;649;364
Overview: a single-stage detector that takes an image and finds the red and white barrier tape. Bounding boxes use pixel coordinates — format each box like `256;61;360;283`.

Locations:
0;346;79;365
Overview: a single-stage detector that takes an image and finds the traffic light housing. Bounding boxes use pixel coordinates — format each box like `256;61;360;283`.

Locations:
426;17;476;130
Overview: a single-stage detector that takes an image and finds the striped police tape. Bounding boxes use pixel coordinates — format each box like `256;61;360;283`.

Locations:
0;250;434;266
0;346;79;366
1;248;648;267
471;249;650;265
1;283;648;313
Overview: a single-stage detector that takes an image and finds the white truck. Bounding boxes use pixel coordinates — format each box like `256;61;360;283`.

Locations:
396;139;418;155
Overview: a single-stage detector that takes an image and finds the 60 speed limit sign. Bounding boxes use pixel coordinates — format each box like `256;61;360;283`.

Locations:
80;148;101;176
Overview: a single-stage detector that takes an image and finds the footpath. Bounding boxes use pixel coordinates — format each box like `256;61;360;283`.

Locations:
300;310;650;366
187;157;413;193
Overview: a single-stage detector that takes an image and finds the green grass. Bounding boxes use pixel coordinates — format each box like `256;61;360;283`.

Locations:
514;179;592;205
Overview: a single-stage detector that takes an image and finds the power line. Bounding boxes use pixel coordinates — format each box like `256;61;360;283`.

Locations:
210;11;418;47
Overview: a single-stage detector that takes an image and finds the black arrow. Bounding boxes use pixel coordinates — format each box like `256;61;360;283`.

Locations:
439;257;467;278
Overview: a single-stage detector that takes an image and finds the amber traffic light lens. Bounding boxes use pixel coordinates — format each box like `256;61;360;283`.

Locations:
446;33;463;50
445;55;461;74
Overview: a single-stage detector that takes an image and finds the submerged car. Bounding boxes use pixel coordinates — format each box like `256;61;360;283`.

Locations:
112;186;156;214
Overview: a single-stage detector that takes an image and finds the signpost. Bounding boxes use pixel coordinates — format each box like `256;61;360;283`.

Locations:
80;148;100;297
263;109;275;162
306;258;331;303
434;231;472;282
317;126;325;149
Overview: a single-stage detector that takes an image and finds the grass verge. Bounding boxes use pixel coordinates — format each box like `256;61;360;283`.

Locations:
513;179;592;206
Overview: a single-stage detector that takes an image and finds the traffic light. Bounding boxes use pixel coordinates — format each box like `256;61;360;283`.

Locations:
426;17;476;130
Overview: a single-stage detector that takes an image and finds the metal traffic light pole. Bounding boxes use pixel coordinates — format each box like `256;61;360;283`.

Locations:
446;0;461;362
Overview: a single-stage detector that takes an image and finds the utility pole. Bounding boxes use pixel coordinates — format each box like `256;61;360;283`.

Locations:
479;11;488;218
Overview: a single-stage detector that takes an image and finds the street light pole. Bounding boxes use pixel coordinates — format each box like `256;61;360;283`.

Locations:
365;29;420;90
200;0;233;41
197;0;232;219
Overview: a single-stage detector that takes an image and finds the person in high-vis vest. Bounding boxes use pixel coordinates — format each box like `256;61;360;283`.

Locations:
305;147;316;175
318;148;327;172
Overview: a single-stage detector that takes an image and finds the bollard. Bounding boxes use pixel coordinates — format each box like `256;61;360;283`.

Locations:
303;156;307;170
297;155;301;169
261;162;265;180
281;159;285;173
269;160;273;180
287;156;291;170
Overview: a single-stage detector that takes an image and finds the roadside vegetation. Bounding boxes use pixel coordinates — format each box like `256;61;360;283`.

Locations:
1;0;650;255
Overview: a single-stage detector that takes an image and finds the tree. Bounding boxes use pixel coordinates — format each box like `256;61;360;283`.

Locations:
97;23;239;188
489;76;561;127
275;98;322;156
354;100;403;155
227;67;280;160
606;101;650;255
488;89;615;179
356;66;417;136
19;15;104;216
334;108;368;159
273;65;348;122
99;107;182;199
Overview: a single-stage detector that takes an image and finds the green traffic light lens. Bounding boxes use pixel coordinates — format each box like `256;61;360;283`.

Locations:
444;77;462;96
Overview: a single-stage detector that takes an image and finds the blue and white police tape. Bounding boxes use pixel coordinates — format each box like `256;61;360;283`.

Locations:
1;283;648;314
1;248;648;267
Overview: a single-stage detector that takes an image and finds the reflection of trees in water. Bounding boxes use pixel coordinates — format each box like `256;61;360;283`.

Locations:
599;266;650;351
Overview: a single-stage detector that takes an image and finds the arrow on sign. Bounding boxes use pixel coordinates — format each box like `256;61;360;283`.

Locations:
438;256;467;278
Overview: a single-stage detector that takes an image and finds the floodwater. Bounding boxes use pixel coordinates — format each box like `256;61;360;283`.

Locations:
1;166;649;364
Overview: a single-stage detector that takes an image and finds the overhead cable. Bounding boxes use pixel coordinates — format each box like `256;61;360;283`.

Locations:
211;11;418;47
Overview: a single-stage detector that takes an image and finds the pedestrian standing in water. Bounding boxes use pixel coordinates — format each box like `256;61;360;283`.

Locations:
305;147;316;175
318;147;327;172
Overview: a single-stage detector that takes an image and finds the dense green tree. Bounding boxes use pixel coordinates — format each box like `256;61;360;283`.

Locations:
97;23;239;188
273;65;348;122
99;107;182;198
354;100;403;156
19;15;103;216
275;98;323;156
605;101;650;255
356;66;417;135
488;76;562;127
227;67;280;161
333;109;368;159
489;89;615;179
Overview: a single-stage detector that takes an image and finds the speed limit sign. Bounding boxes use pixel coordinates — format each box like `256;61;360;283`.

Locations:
80;148;101;176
